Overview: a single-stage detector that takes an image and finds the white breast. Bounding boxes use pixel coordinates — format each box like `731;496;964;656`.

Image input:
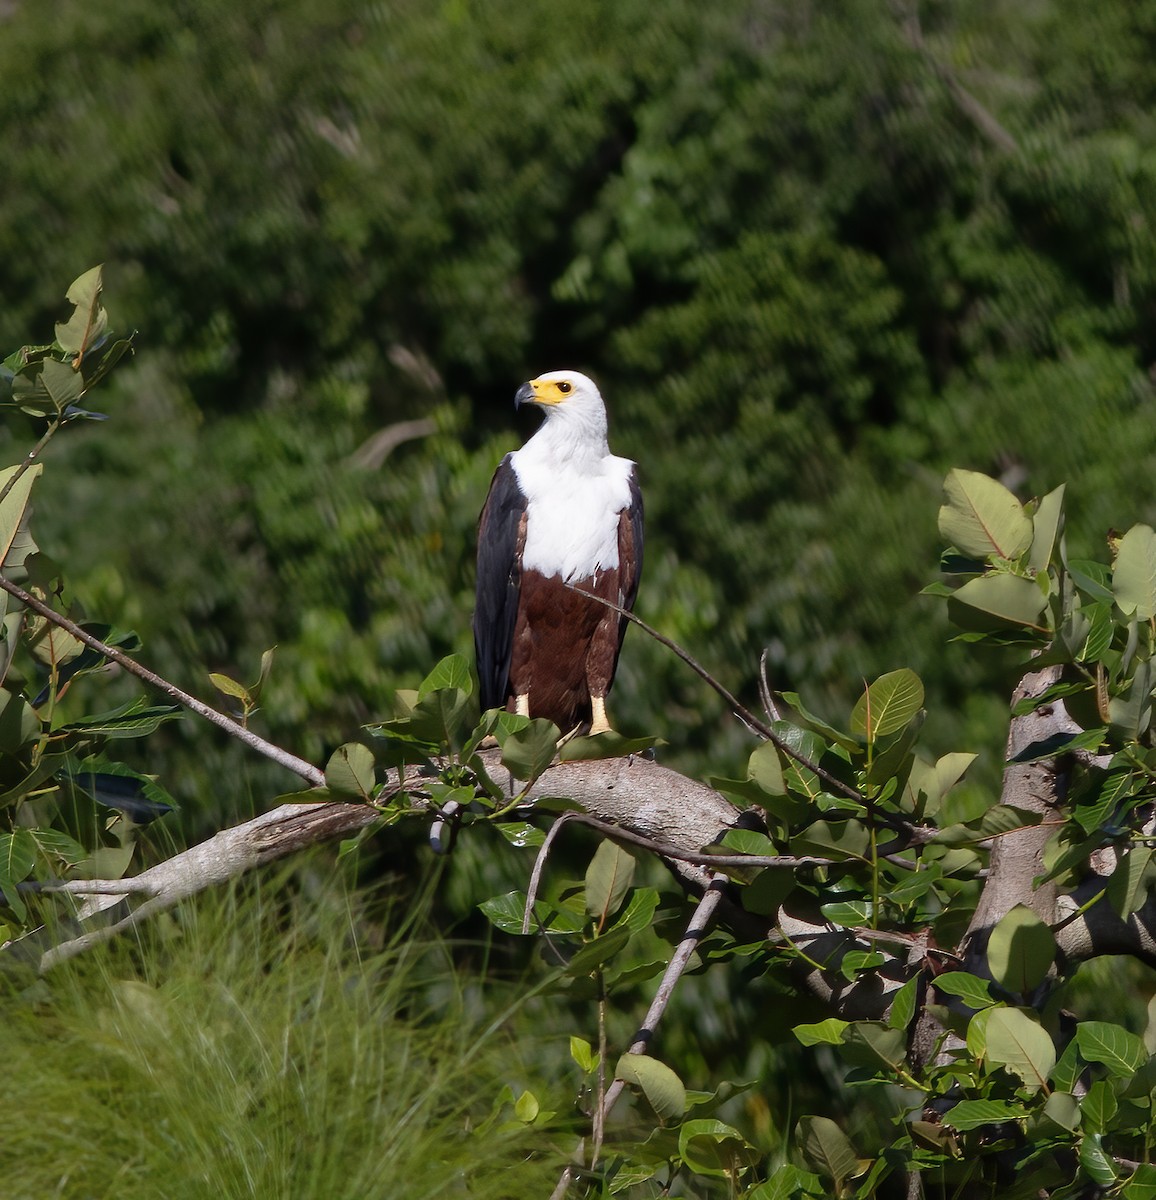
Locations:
512;451;634;581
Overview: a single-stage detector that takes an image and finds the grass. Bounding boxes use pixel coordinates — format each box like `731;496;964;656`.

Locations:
0;867;565;1199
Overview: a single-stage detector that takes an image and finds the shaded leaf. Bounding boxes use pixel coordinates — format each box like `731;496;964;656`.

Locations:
585;839;636;921
677;1118;758;1177
497;718;558;781
944;1098;1029;1131
987;904;1055;994
796;1115;858;1186
325;742;376;799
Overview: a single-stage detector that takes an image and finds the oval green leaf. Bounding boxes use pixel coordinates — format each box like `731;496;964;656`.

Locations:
615;1053;686;1120
939;469;1032;561
1114;524;1156;619
585;839;636;920
796;1115;858;1186
850;668;924;740
324;742;376;799
987;904;1056;994
984;1007;1056;1092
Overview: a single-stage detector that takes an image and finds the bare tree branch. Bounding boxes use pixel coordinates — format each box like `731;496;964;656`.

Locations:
0;573;324;786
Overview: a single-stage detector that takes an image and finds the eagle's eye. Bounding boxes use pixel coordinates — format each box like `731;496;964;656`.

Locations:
557;381;572;394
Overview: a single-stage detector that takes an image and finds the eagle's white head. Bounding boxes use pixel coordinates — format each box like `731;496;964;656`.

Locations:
514;369;609;461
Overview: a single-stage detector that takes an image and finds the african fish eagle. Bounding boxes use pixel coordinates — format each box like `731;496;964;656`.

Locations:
474;370;643;736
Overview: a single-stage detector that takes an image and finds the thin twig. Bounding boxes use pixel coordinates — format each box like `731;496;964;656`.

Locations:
602;875;728;1108
0;416;62;510
568;586;919;838
0;574;324;786
759;647;782;724
550;874;729;1199
521;812;578;934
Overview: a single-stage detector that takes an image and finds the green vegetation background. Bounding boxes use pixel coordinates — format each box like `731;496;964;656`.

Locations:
5;0;1156;823
5;0;1156;1189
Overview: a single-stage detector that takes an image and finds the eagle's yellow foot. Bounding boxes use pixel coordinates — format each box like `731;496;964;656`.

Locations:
589;696;613;737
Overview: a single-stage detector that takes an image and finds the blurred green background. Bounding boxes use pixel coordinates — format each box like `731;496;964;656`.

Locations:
7;2;1156;1191
4;0;1156;823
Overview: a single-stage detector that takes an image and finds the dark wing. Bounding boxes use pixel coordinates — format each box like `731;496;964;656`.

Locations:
615;466;644;653
473;456;528;711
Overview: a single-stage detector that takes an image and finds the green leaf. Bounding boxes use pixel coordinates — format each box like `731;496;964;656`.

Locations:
791;819;869;860
950;573;1049;627
324;742;376;799
840;1022;908;1074
983;1007;1056;1092
742;867;794;916
477;890;583;936
1081;1079;1118;1133
57;698;183;738
1107;847;1156;918
615;1053;686;1120
933;971;998;1009
418;653;474;698
748;740;786;796
0;828;35;921
513;1089;539;1123
497;717;558;781
677;1118;758;1177
570;1036;595;1073
1075;1021;1147;1078
796;1115;858;1186
495;821;545;848
888;976;920;1032
54;265;108;356
42;357;87;409
1028;485;1066;574
820;899;872;927
1114;525;1156;619
209;671;251;704
566;925;631;974
0;464;43;567
1123;1163;1156;1199
987;904;1055;994
793;1018;849;1046
938;469;1033;560
850;668;924;740
944;1098;1029;1131
559;730;660;761
585;839;636;921
1041;1091;1081;1132
1080;1133;1117;1187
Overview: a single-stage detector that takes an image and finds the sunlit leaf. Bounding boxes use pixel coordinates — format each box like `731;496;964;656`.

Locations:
1075;1021;1147;1078
850;668;924;740
983;1007;1056;1092
1114;524;1156;619
938;469;1032;560
615;1053;686;1120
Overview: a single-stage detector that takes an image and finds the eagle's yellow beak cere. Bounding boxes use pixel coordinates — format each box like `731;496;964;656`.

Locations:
474;370;643;737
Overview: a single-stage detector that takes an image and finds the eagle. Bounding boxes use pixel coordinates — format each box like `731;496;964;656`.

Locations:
474;370;643;736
